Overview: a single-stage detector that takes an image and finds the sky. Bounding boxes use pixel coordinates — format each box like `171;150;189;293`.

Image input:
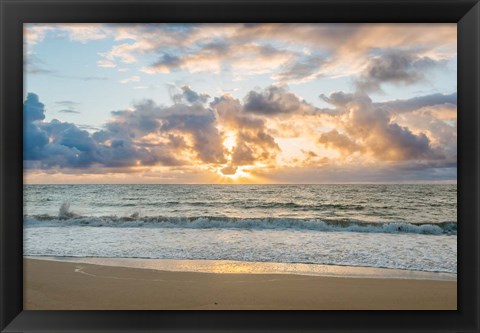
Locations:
23;23;457;184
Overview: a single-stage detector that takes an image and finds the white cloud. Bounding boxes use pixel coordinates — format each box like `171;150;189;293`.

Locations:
97;59;116;68
120;76;140;84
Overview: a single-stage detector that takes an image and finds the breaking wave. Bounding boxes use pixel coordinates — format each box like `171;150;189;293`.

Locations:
24;214;457;235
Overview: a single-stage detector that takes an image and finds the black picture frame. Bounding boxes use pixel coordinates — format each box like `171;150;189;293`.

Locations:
1;0;479;332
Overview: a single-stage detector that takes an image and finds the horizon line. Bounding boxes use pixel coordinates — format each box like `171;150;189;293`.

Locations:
23;182;458;185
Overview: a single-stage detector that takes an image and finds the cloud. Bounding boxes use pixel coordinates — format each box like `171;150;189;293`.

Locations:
211;94;280;172
220;164;237;175
273;54;326;84
77;124;102;132
26;23;456;87
24;93;46;122
143;42;294;77
24;86;456;182
243;86;305;115
24;94;49;161
346;95;439;161
39;120;100;167
24;94;218;168
320;91;354;108
24;57;108;81
393;104;457;159
24;55;54;75
24;25;54;47
57;24;109;43
251;162;456;184
25;23;108;45
24;99;99;167
54;101;81;114
356;50;443;92
318;130;362;156
56;100;80;107
159;106;226;164
24;23;109;58
146;54;183;73
97;59;116;68
317;92;449;162
24;90;233;169
58;109;81;114
374;93;457;113
172;86;210;104
120;76;140;84
80;76;108;81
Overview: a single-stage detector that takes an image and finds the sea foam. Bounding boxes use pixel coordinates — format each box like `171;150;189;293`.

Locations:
24;214;456;235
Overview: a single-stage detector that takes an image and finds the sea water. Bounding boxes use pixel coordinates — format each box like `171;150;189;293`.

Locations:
23;184;457;273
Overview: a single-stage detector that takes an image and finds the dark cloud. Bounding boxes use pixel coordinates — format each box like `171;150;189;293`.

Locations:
23;107;101;168
56;101;81;114
243;86;303;115
150;54;183;71
374;93;457;113
58;109;81;114
172;86;210;104
40;120;100;167
24;121;49;161
23;94;49;161
201;40;230;53
56;100;80;107
24;93;46;122
23;93;226;169
320;91;457;118
356;50;442;92
320;91;354;107
77;124;102;132
274;54;326;83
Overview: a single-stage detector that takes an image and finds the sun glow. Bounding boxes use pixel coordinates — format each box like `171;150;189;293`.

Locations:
227;167;249;179
215;164;253;183
223;132;237;153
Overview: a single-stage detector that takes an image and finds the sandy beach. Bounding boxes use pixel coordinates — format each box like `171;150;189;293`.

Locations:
24;258;457;310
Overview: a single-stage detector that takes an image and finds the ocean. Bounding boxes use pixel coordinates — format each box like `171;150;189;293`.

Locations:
23;184;457;273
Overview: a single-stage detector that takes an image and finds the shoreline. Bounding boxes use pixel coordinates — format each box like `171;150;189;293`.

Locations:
24;258;457;310
26;256;457;281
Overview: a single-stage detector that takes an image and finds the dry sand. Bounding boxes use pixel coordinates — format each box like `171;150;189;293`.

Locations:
24;258;457;310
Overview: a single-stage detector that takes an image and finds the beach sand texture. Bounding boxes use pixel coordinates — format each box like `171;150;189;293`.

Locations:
24;258;457;310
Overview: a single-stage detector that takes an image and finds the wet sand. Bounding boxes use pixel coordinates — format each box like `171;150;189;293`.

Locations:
24;258;457;310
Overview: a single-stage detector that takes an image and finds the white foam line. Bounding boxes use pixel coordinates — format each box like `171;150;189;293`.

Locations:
73;265;167;282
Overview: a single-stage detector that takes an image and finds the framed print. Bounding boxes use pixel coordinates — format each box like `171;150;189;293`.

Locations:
1;0;479;332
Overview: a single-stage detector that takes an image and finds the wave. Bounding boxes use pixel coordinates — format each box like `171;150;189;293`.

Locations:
56;200;369;210
58;201;76;219
24;214;457;235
